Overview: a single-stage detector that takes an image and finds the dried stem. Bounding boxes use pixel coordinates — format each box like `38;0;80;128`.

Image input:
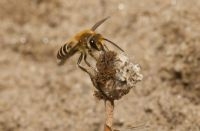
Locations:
85;51;143;131
104;100;114;131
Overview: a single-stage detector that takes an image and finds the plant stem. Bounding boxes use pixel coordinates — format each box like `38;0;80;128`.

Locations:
104;100;114;131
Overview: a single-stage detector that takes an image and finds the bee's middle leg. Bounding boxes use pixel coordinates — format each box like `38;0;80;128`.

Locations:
102;44;109;52
77;53;89;73
83;54;91;67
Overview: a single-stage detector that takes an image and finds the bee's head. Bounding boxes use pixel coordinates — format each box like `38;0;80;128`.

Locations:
85;17;110;51
87;33;104;51
85;17;124;52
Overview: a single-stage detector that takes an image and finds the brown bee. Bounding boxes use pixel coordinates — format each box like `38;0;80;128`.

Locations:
57;17;124;72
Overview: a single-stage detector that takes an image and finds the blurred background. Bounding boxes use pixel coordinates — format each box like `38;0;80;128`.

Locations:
0;0;200;131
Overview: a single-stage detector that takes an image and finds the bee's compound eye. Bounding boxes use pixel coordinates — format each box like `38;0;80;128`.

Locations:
89;38;100;50
90;39;95;45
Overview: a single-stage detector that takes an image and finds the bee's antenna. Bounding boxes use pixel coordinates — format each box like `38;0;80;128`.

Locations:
103;38;124;52
91;16;110;31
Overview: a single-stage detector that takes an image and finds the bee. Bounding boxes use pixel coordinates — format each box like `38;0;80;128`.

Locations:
57;17;124;72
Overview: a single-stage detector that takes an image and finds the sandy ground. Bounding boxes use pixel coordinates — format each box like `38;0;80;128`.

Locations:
0;0;200;131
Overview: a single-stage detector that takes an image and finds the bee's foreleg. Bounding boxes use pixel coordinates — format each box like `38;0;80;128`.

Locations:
102;44;109;52
88;50;98;61
77;53;89;73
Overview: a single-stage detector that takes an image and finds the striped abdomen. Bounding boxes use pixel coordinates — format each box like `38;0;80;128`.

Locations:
57;44;78;65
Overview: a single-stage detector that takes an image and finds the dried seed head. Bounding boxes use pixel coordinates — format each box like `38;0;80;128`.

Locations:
89;51;143;100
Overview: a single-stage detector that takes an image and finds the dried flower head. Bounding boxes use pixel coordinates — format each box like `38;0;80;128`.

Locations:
88;51;143;100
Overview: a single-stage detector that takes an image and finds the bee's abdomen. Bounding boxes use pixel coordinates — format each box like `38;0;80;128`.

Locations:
57;44;78;65
57;44;68;60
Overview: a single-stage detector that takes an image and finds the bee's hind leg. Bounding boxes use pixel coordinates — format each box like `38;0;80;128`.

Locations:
77;53;89;73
